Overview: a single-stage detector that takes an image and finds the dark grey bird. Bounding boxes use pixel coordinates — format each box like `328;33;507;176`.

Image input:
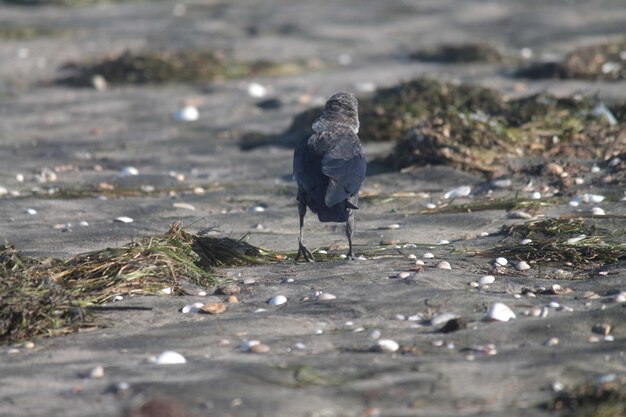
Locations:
293;91;366;262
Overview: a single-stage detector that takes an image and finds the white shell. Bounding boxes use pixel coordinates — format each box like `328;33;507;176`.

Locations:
494;257;508;266
530;191;541;200
591;207;605;216
317;250;328;254
423;253;435;259
519;239;532;245
372;339;399;353
415;260;425;266
0;186;7;196
387;224;401;229
173;202;196;211
486;302;516;322
408;254;417;260
396;272;411;279
316;293;336;301
492;179;512;188
88;366;105;378
114;216;134;223
173;105;199;122
444;185;471;199
268;295;287;305
516;261;531;271
247;82;267;98
181;302;204;314
119;166;139;176
566;235;586;245
437;240;450;245
160;287;172;295
478;275;496;285
155;351;186;365
425;203;437;209
26;208;37;215
431;312;458;326
435;261;451;270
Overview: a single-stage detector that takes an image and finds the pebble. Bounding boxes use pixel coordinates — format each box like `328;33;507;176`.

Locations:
160;287;172;295
542;163;564;176
199;303;226;314
113;295;124;301
88;366;105;379
173;105;200;122
548;301;560;309
516;261;531;271
252;206;266;212
24;342;35;349
479;232;489;237
226;295;238;303
249;343;270;353
469;281;479;288
423;253;434;259
181;303;204;314
317;250;328;254
614;292;626;303
254;308;267;313
519;239;532;245
242;278;256;285
415;260;425;266
408;254;417;260
368;329;382;340
316;293;337;301
494;257;508;266
371;339;399;353
444;185;471;199
114;216;134;224
79;221;89;227
486;302;516;322
591;207;605;216
268;295;287;305
431;313;458;327
591;165;601;173
531;307;549;318
247;82;267;98
435;261;451;270
551;381;565;392
478;275;495;285
155;351;186;365
119;166;139;176
0;186;7;196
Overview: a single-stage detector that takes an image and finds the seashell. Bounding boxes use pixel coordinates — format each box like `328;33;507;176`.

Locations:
425;203;437;209
113;295;124;301
79;221;89;227
173;105;199;122
249;343;270;353
408;254;417;260
591;207;605;216
614;292;626;303
173;202;196;211
199;303;226;314
252;206;266;212
317;250;328;254
239;340;260;351
181;302;204;314
444;186;471;199
356;255;366;261
119;166;139;176
548;301;560;309
26;208;37;215
160;287;172;295
435;261;451;270
0;186;7;196
386;224;401;229
486;302;516;322
437;240;450;245
293;342;306;350
24;341;35;349
566;234;587;245
492;179;512;188
469;281;479;288
519;239;532;245
530;191;541;200
155;351;186;365
508;211;532;219
478;275;495;285
494;257;508;266
544;337;559;346
371;339;399;353
395;272;411;279
415;260;425;266
516;261;530;271
114;216;134;224
246;82;267;98
254;308;267;313
316;293;337;301
479;232;490;237
568;200;580;207
423;253;434;259
268;295;287;305
88;366;105;378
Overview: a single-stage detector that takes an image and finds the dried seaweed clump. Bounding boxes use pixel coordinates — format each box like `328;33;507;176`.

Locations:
0;222;275;343
58;49;310;86
483;218;625;269
517;40;626;81
545;379;626;417
1;245;89;344
410;43;502;63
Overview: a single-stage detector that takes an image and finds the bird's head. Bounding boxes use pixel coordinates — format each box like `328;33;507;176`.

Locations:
313;91;360;134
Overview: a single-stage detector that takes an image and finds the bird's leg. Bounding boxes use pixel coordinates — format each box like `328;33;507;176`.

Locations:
345;209;355;260
295;201;315;263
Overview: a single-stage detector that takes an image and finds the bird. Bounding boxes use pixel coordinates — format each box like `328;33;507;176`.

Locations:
293;91;366;262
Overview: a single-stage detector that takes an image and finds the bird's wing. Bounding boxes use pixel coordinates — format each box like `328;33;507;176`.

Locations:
322;134;366;208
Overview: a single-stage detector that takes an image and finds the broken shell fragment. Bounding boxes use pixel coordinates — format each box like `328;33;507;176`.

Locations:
486;302;516;322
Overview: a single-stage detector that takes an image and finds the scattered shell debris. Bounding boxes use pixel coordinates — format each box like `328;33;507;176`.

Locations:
154;351;187;365
486;302;516;322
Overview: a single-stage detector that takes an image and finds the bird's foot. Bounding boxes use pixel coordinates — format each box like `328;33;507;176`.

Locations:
345;251;355;260
295;243;315;263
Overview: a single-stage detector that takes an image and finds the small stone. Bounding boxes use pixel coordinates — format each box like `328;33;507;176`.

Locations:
519;239;532;245
199;303;226;314
249;343;270;353
478;275;496;285
226;295;238;303
435;261;451;270
548;301;560;309
408;254;417;260
544;337;559;346
516;261;531;271
493;179;512;188
469;281;479;288
155;351;186;365
566;234;587;245
173;105;199;122
24;341;35;349
425;203;437;209
479;232;490;237
486;302;516;322
242;278;256;285
371;339;399;353
181;302;204;314
368;329;382;340
160;287;172;295
551;381;565;392
415;260;425;266
531;307;549;318
79;221;89;227
431;313;458;327
247;82;267;98
216;284;241;296
423;253;434;259
268;295;287;305
530;191;541;200
88;366;105;379
316;293;337;301
604;335;615;342
114;216;134;224
239;340;260;351
26;208;37;215
589;335;600;343
494;257;508;266
542;163;564;176
614;292;626;303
